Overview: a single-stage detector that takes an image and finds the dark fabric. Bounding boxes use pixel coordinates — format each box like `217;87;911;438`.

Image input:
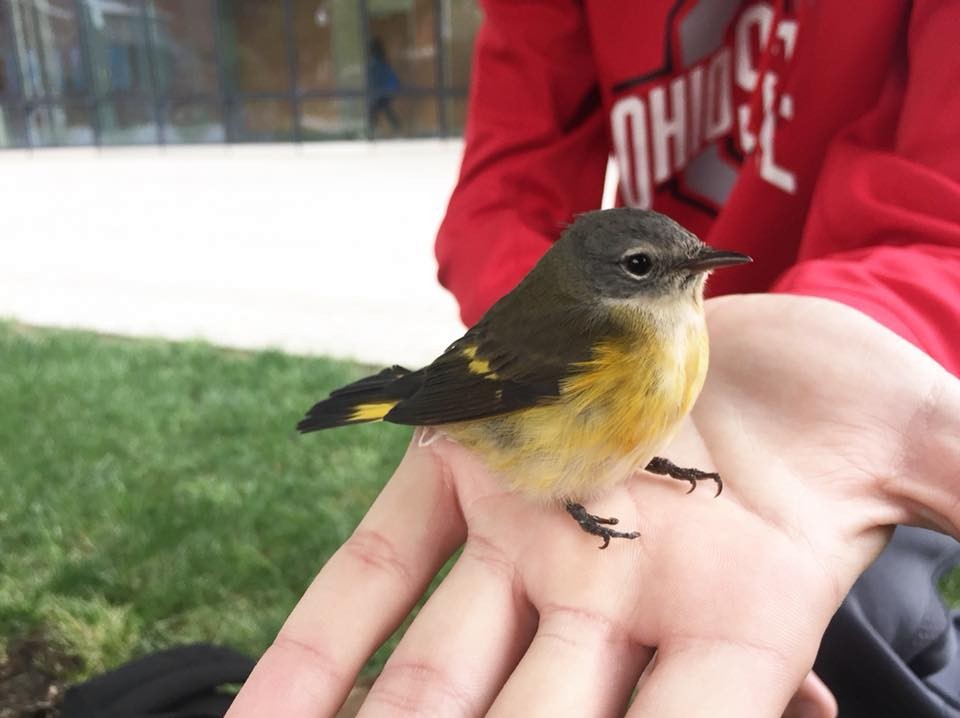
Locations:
816;526;960;717
61;643;254;718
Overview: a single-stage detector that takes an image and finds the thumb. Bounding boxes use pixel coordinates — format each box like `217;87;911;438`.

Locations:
782;671;837;718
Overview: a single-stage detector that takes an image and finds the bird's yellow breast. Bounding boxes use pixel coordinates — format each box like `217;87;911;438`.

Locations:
446;301;709;501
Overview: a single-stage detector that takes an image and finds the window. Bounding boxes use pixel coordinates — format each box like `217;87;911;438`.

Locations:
234;98;294;141
294;0;364;93
0;0;485;148
149;0;219;96
219;0;290;95
0;103;27;147
441;0;480;90
26;101;94;145
147;0;224;142
9;0;88;98
165;100;225;143
77;0;159;144
300;97;364;140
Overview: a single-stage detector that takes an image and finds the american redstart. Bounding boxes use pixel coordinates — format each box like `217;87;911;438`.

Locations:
298;209;751;548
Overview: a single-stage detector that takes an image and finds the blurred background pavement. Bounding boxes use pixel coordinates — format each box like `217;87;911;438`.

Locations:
1;140;467;367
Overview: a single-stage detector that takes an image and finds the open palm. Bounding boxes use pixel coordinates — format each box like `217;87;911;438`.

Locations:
228;294;960;717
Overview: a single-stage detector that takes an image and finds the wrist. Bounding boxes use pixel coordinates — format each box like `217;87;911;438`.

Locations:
882;375;960;537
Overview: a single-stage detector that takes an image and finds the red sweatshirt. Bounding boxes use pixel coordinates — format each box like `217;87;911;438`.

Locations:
436;0;960;375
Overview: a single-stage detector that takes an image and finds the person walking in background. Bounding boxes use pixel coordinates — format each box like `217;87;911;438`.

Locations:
367;37;401;135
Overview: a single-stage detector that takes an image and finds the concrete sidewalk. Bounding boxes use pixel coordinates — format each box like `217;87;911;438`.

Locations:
1;141;468;367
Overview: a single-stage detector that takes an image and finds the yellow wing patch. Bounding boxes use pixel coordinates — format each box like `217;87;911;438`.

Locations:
461;345;500;379
349;401;399;422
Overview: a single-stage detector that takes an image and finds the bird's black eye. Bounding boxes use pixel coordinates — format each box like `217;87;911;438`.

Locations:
622;252;653;278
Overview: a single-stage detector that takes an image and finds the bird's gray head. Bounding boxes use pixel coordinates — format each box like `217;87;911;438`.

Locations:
553;208;750;304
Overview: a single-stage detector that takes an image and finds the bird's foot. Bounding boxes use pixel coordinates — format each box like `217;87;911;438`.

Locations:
564;501;641;550
645;456;723;497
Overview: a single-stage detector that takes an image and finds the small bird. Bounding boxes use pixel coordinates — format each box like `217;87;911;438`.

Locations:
298;209;751;548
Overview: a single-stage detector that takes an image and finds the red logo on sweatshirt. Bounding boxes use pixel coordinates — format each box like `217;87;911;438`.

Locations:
610;1;798;211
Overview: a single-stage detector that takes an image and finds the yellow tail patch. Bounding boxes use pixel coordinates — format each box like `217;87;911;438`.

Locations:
350;401;399;422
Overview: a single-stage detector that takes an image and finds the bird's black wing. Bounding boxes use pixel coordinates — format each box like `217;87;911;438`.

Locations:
384;304;607;426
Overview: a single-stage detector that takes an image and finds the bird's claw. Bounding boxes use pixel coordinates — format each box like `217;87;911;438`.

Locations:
646;457;723;497
565;502;640;549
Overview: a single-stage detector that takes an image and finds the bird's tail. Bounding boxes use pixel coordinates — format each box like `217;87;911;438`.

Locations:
296;365;420;432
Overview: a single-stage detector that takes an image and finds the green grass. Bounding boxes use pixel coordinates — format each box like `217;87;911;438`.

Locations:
0;321;422;680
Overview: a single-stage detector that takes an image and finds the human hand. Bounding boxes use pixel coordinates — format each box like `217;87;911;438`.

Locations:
227;294;960;717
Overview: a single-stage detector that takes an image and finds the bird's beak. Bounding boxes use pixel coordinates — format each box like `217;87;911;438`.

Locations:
681;247;752;273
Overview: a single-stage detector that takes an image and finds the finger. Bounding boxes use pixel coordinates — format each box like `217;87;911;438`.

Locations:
782;671;837;718
228;436;466;717
487;603;654;718
626;637;809;718
360;535;538;716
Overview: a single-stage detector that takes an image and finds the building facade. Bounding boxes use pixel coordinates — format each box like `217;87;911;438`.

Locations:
0;0;481;148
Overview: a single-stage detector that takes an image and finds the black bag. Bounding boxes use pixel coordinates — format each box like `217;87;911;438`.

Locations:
61;644;253;718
